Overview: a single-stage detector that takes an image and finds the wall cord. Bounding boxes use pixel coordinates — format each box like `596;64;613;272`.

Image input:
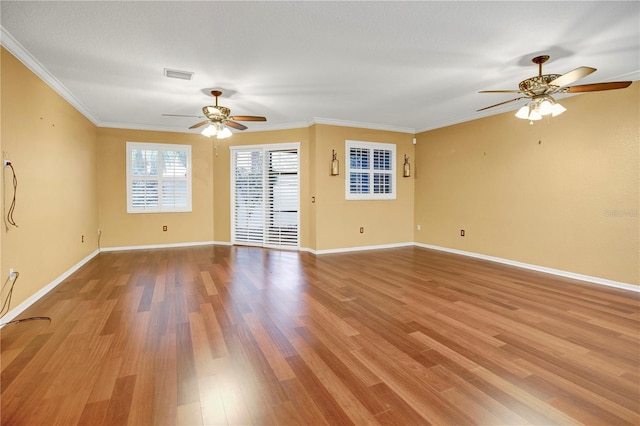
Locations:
0;272;51;327
5;162;18;227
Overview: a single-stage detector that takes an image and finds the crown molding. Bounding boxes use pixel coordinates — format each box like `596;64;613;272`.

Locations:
97;120;311;134
237;121;311;132
97;121;199;133
98;119;416;135
1;25;100;125
311;117;415;134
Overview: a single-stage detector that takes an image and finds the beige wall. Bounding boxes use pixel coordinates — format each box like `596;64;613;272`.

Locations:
307;126;317;249
414;82;640;285
1;47;99;309
96;128;214;248
312;124;415;251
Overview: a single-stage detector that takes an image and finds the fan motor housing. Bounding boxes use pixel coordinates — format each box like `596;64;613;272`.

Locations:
519;74;562;96
203;106;230;120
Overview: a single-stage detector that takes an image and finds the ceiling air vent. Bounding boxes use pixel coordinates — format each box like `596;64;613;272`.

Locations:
164;68;194;80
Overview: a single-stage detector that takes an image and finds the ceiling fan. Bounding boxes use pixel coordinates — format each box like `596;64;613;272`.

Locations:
477;55;632;122
163;90;266;137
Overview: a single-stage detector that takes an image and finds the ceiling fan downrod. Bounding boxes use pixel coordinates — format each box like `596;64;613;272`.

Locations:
532;55;550;77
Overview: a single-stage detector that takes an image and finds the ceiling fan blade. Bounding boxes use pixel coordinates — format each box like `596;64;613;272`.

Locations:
162;114;204;118
549;66;596;88
479;90;522;93
229;115;267;122
564;81;632;93
226;121;248;131
476;97;526;112
189;120;209;129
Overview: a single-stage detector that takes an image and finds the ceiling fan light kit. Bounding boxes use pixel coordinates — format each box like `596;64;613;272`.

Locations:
515;94;566;123
478;55;632;125
201;123;232;139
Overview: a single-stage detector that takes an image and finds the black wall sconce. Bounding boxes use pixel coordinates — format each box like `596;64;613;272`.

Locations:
403;154;411;177
331;149;339;176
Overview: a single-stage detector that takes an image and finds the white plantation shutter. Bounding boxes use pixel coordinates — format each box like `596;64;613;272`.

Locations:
126;142;191;213
231;144;299;249
161;150;189;208
266;149;299;248
346;140;396;200
233;150;265;246
372;148;392;194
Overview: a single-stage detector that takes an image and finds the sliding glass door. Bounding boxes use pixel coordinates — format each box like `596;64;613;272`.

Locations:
231;143;300;249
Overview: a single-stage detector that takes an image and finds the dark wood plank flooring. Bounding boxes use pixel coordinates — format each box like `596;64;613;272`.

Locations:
1;245;638;425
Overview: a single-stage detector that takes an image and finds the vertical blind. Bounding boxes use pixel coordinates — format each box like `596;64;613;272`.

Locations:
232;144;299;249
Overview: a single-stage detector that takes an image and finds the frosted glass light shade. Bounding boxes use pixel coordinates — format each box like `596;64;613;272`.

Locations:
217;127;232;139
538;99;554;115
530;109;542;120
515;105;530;119
551;103;567;117
201;124;216;137
515;103;544;121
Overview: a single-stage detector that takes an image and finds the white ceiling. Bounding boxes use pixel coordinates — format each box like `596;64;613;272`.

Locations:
2;1;639;135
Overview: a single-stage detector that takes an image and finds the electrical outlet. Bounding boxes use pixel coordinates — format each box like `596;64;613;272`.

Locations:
460;229;465;237
162;225;168;232
3;160;11;167
81;235;85;243
8;268;16;281
359;227;364;233
417;225;421;231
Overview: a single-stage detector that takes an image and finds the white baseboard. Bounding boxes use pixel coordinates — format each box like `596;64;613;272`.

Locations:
310;242;414;255
2;240;635;327
99;240;229;252
414;243;639;293
0;249;100;326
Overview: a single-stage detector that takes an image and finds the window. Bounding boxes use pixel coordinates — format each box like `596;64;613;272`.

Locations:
231;143;300;249
346;140;396;200
126;142;192;213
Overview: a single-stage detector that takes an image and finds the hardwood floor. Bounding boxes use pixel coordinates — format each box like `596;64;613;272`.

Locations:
1;245;638;425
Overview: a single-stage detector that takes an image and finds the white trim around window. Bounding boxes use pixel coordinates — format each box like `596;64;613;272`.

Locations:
126;141;192;213
345;140;396;200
